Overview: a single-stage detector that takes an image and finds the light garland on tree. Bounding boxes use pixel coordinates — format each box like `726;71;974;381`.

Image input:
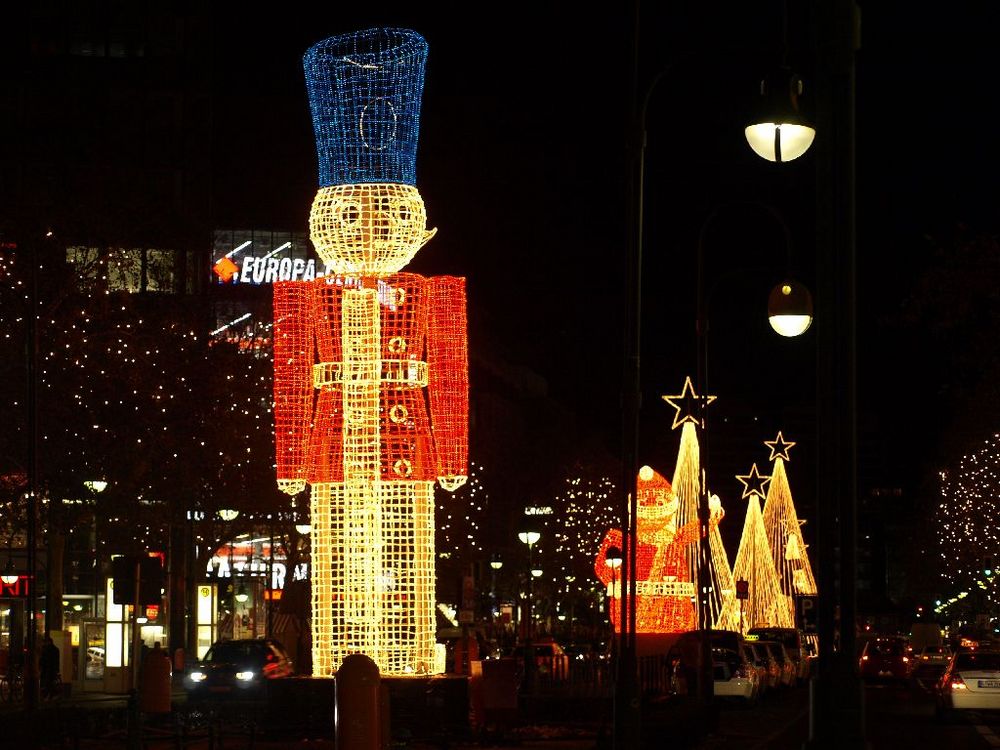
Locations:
760;432;817;625
274;29;468;677
936;433;1000;606
0;242;275;558
718;464;793;634
661;379;734;628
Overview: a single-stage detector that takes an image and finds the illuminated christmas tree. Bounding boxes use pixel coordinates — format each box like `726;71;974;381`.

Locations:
761;433;816;623
661;377;733;628
718;464;793;633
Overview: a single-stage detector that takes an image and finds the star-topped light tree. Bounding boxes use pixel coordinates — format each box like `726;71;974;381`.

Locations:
661;377;733;629
718;463;793;634
761;432;817;624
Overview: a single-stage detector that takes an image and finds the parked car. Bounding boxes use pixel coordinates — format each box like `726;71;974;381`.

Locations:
665;629;745;699
712;646;760;703
747;641;781;692
758;640;796;687
748;627;809;683
185;639;294;698
859;636;910;682
936;649;1000;720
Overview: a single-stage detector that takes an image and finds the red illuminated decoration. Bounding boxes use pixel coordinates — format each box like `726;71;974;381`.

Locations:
595;466;716;633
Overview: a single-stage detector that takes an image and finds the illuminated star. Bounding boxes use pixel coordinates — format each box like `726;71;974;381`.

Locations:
764;431;796;462
661;376;716;430
736;463;770;500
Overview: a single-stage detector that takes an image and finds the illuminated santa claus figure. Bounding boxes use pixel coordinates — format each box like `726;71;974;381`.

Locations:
595;466;721;634
273;28;467;677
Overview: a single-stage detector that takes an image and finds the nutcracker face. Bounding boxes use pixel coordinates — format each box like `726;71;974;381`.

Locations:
310;183;437;276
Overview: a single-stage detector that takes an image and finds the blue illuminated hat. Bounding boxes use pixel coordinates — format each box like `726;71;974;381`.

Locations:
304;28;428;187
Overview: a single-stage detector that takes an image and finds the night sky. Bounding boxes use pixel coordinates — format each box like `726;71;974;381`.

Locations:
207;1;1000;525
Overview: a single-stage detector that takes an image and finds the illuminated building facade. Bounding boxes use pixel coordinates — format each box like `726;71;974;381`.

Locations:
273;29;468;676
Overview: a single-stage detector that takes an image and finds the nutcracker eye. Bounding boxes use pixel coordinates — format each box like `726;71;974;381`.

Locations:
339;202;360;226
397;204;412;223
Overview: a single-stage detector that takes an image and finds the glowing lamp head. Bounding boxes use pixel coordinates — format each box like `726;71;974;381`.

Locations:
745;70;816;163
218;508;239;522
605;546;623;570
490;553;503;571
768;279;813;337
518;530;540;547
235;584;249;604
295;523;312;535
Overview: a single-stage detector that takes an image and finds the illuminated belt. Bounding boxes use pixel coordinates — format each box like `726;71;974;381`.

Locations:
613;581;696;598
313;360;429;389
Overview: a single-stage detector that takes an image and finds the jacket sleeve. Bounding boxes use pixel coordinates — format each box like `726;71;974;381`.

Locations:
427;276;468;490
272;281;314;493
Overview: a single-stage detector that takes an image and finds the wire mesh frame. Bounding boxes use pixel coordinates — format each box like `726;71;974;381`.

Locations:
304;28;427;187
274;274;468;675
309;184;435;277
717;495;794;634
762;457;818;624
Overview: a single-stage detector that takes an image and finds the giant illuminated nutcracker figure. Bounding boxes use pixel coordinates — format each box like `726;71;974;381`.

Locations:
272;28;467;677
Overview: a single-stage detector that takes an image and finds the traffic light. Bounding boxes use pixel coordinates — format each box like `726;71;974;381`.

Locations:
983;554;997;577
111;555;163;606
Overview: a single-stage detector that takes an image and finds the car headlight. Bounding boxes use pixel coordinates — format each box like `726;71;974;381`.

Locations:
188;671;207;683
235;671;255;682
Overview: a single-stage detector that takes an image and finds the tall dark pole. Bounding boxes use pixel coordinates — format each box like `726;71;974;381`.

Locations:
617;1;644;747
808;0;864;747
24;238;39;711
694;227;714;707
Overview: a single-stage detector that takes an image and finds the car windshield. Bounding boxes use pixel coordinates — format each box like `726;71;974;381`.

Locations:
955;653;1000;671
205;642;267;665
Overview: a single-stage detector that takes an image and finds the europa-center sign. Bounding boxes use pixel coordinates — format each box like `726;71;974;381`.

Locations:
211;230;330;285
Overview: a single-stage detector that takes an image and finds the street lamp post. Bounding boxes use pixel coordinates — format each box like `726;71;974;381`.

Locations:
807;1;864;747
621;7;816;739
518;527;540;694
490;553;503;630
693;202;812;703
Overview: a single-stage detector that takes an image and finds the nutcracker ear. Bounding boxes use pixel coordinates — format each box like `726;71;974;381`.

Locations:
421;226;438;248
